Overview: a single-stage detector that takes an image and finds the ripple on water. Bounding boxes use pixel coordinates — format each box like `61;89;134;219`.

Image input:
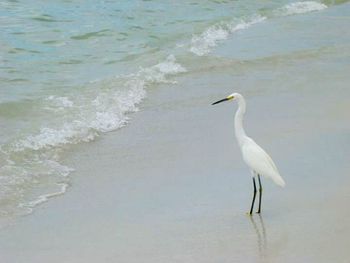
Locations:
70;29;112;40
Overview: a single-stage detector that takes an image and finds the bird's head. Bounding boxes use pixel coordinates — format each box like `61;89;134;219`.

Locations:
211;93;239;105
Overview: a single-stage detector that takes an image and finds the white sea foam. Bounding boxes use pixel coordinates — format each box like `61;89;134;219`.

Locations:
276;1;327;16
12;55;186;152
190;1;327;56
23;183;69;210
0;156;73;217
13;124;97;151
46;96;74;108
45;96;74;112
190;15;266;56
0;55;186;219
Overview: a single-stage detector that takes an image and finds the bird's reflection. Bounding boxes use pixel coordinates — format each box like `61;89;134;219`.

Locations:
249;214;268;262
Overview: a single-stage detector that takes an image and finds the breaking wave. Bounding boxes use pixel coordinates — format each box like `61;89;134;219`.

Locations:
190;15;266;56
0;55;186;219
276;1;327;16
190;1;328;56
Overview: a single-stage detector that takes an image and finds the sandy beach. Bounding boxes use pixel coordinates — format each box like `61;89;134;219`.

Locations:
1;2;350;263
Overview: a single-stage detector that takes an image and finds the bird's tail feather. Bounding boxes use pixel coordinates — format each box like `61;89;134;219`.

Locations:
272;174;286;188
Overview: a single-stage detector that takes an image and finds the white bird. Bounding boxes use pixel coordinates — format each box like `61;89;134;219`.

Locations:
212;93;285;215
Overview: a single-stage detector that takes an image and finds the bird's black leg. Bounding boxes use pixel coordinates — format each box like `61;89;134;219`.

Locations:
249;177;257;215
257;174;262;214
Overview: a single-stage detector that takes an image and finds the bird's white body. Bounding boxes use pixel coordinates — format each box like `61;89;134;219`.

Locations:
233;93;285;187
241;138;285;187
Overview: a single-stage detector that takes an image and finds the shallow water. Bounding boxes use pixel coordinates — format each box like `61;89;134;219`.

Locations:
0;0;349;224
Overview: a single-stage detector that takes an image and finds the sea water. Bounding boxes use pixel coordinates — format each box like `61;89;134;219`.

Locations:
0;0;345;222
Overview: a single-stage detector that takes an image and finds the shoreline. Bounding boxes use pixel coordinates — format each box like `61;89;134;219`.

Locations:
1;3;350;262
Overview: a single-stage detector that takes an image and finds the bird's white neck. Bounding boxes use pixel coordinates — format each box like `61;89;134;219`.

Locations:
234;94;248;147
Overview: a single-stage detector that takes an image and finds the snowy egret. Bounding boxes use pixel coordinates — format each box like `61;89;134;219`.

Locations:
212;93;285;214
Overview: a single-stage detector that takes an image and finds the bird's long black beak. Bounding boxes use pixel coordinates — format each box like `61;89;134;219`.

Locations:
212;97;230;105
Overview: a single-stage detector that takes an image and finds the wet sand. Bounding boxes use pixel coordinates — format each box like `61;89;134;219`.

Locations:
0;3;350;263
